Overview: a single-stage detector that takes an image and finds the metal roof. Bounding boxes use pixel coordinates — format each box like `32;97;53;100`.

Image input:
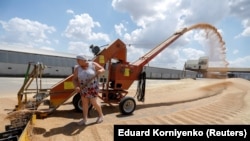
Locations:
0;43;77;58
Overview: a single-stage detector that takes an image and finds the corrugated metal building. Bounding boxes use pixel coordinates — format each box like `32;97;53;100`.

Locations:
0;45;197;79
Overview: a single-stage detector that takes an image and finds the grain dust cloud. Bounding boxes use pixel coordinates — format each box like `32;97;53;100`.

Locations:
186;23;229;68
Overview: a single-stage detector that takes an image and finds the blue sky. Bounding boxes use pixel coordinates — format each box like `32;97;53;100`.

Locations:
0;0;249;69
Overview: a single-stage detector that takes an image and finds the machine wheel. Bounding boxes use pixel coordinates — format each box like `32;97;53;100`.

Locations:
72;93;92;113
119;96;136;115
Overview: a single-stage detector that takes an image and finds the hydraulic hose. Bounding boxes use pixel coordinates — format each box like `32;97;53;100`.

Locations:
135;71;146;102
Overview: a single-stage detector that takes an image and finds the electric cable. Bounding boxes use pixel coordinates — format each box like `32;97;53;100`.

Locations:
135;71;146;102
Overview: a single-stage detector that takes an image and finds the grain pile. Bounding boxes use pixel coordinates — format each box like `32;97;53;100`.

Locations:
1;78;250;141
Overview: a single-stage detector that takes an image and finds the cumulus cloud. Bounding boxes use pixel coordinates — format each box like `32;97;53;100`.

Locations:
181;0;229;25
229;0;250;37
229;0;250;18
66;9;75;15
1;0;249;70
67;41;94;57
229;56;250;67
115;23;127;36
182;48;205;60
149;47;184;69
112;0;179;28
241;19;250;37
63;13;110;42
111;0;230;69
0;17;56;47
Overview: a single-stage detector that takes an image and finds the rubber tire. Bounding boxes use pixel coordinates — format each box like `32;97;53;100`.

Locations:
72;93;92;113
119;96;136;115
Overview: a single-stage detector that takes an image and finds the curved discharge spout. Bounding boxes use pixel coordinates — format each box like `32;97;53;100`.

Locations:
186;23;229;68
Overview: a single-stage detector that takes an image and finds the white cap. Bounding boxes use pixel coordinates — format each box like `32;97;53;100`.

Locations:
76;54;88;61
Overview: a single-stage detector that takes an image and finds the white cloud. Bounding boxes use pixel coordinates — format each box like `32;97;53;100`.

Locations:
66;9;75;15
229;55;250;67
233;49;239;54
182;0;229;25
127;45;184;69
63;13;110;42
229;0;250;19
114;23;127;36
241;27;250;37
126;45;146;62
229;0;250;38
0;17;56;48
241;19;250;36
111;0;231;69
149;48;183;69
40;46;55;51
1;0;249;70
67;41;94;57
234;19;250;38
182;48;205;60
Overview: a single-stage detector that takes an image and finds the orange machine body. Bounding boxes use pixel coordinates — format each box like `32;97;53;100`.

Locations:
48;29;187;108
